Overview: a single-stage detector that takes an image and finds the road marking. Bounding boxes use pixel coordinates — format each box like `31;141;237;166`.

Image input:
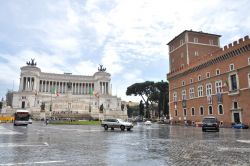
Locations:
45;126;103;132
0;126;22;135
218;147;250;152
0;142;49;148
237;140;250;144
0;160;65;165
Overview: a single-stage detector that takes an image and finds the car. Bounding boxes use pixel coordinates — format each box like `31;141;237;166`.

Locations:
232;123;249;129
101;118;133;131
144;120;152;125
28;119;32;124
202;116;219;132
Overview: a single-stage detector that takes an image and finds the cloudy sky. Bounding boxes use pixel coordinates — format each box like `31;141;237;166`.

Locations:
0;0;249;102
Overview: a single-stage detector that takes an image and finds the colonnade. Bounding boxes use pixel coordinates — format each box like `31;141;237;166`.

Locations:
39;80;94;95
100;82;109;95
21;77;35;91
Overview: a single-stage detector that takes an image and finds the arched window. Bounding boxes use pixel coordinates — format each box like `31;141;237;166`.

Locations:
191;107;195;116
200;106;204;115
208;106;213;115
183;108;187;116
218;104;224;115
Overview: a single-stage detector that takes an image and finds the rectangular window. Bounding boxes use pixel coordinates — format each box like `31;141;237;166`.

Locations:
230;74;238;90
206;72;210;78
216;69;220;75
248;73;250;87
180;40;183;46
182;90;186;100
182;81;185;86
189;88;195;99
194;38;198;43
198;75;201;81
198;85;203;97
215;81;222;93
195;51;199;56
230;64;235;71
183;108;187;116
206;83;212;96
233;102;238;109
190;78;193;83
209;39;213;45
173;92;177;102
175;110;178;116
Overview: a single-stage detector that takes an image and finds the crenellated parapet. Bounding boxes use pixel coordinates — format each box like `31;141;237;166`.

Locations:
167;35;250;80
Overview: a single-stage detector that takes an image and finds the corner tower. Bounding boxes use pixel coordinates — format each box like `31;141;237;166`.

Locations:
167;30;221;72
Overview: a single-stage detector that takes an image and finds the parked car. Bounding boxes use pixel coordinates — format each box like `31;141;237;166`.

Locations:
101;118;133;131
202;116;219;132
232;123;249;129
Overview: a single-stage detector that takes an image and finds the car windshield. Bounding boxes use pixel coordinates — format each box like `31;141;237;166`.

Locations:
203;118;217;123
15;113;30;121
117;119;125;123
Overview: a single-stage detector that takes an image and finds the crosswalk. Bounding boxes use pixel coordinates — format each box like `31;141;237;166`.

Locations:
0;126;22;135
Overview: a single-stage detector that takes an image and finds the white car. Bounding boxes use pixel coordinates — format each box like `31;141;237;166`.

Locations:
144;120;152;125
101;118;133;131
28;119;32;124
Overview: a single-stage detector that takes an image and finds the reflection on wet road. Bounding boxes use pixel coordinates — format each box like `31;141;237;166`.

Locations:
0;122;250;165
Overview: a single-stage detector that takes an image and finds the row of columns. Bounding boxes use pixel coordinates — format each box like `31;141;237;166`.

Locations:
100;82;109;95
21;77;35;91
39;80;94;95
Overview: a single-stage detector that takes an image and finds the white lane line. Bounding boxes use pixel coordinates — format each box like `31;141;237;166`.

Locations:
237;140;250;144
45;126;103;132
0;142;49;148
218;147;250;152
0;160;65;165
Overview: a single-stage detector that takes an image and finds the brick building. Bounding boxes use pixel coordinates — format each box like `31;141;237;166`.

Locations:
167;30;250;127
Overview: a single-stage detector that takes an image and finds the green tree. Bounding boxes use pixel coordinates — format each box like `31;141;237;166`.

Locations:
126;81;157;117
126;80;169;119
0;101;3;110
154;81;169;118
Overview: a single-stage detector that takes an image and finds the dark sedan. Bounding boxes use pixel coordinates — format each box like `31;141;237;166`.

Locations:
202;116;219;132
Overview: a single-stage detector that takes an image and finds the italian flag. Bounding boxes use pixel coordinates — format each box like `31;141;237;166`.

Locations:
51;87;59;96
89;89;93;95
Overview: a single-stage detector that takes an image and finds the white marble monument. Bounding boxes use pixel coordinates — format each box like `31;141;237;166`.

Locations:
11;59;127;120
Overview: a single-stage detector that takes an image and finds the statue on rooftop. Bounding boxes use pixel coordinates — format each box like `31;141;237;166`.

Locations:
98;64;106;72
26;58;37;66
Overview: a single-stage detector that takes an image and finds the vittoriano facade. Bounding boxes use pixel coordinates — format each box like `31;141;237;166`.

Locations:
11;60;127;120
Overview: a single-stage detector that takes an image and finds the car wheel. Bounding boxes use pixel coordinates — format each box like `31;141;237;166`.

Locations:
127;128;131;131
120;125;125;131
104;125;108;130
217;129;219;132
111;127;114;130
202;129;206;132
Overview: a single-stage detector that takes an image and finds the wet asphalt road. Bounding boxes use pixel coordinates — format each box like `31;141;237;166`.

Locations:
0;122;250;166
